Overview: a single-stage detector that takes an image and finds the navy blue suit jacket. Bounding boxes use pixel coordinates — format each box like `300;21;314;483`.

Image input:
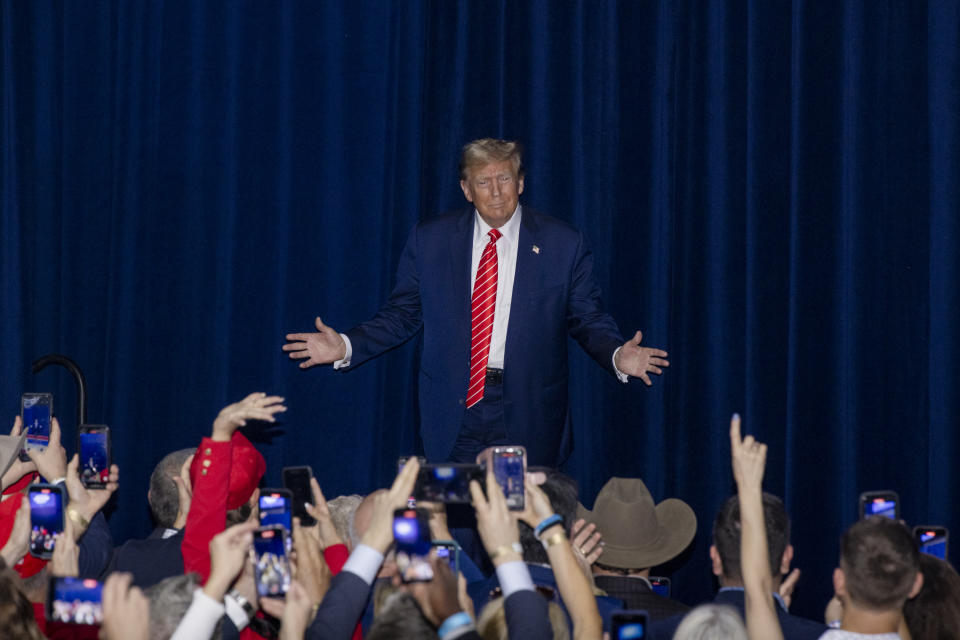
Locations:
649;589;827;640
344;207;624;465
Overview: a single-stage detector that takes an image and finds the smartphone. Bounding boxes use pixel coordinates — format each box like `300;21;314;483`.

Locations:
413;463;484;504
253;525;292;597
21;393;53;458
78;425;111;489
432;540;460;574
259;489;293;531
397;455;427;474
47;577;103;625
649;576;670;598
611;610;649;639
394;508;433;582
282;466;317;527
29;484;65;559
492;446;526;510
859;491;899;520
914;526;949;560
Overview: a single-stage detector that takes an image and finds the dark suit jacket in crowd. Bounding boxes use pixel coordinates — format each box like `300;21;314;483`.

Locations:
313;569;552;640
101;527;184;589
343;207;625;466
594;575;690;621
469;563;625;635
650;588;827;640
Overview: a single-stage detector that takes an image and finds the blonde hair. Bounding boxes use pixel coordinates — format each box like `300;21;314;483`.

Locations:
459;138;524;180
477;596;569;640
673;604;748;640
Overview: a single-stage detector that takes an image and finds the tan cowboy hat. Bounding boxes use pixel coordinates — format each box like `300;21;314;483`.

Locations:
577;477;696;569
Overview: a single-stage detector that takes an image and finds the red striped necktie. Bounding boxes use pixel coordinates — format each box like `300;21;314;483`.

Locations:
466;228;502;408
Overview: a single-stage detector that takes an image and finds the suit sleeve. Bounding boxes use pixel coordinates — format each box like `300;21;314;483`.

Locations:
181;437;232;582
565;230;625;376
77;512;113;579
305;571;372;640
503;589;552;640
343;225;423;368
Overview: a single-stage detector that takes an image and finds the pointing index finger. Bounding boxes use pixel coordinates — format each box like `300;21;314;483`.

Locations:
729;413;742;450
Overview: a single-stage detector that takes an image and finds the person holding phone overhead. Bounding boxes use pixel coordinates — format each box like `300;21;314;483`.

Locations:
284;138;669;465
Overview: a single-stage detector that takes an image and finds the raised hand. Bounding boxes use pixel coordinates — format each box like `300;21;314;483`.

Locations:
99;573;149;640
171;454;194;529
470;468;521;566
359;457;420;553
204;521;257;601
283;317;347;369
64;453;120;538
613;330;670;386
212;393;286;441
0;496;31;567
517;473;556;529
571;518;604;566
729;413;766;492
26;417;67;482
304;477;343;549
291;516;331;604
50;516;79;577
2;416;37;490
405;552;466;626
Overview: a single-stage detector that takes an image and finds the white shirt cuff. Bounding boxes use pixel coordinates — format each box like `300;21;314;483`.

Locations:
342;543;384;585
333;333;353;369
495;560;535;599
170;589;226;640
611;347;629;383
223;594;250;631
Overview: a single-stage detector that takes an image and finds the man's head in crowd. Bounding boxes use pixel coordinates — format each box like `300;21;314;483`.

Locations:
903;553;960;640
834;517;922;613
0;561;44;640
365;590;437;640
711;492;792;588
582;477;696;577
148;448;195;528
519;467;578;565
328;494;363;550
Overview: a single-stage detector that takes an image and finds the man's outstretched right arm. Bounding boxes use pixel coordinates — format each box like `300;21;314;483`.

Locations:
283;225;424;371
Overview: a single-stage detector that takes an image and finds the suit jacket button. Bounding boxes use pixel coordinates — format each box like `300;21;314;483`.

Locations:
458;398;464;405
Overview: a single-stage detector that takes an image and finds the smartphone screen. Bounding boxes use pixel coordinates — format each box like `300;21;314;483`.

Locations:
29;485;65;558
611;610;649;639
649;576;670;598
859;491;899;520
492;447;525;510
432;541;460;574
253;526;292;597
47;577;103;625
259;490;293;531
914;526;949;560
414;464;484;503
78;426;111;488
21;393;53;454
282;466;316;527
394;508;433;582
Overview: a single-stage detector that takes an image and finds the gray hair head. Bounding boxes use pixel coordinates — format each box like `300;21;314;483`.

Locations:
673;604;747;640
328;494;364;549
366;590;437;640
146;573;222;640
148;448;196;528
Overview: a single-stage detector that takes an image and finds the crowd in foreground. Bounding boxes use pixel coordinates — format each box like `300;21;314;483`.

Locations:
0;393;957;640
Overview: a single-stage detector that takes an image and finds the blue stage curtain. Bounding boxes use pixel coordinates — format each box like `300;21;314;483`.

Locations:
2;0;958;618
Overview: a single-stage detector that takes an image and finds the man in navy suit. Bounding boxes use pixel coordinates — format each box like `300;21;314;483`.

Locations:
284;139;668;465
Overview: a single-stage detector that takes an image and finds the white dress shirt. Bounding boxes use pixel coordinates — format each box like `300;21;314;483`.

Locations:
469;206;522;369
